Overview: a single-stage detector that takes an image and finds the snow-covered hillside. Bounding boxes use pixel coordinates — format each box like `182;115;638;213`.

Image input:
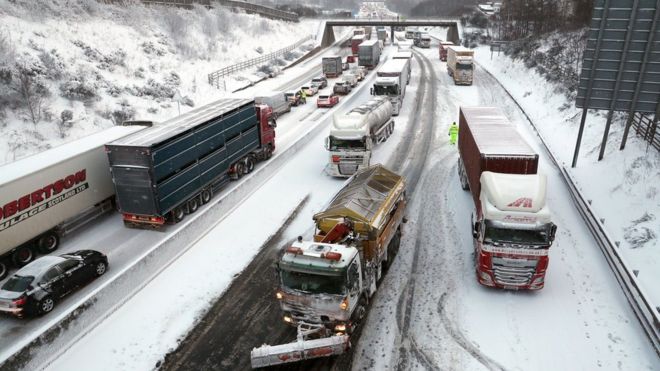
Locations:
0;0;316;164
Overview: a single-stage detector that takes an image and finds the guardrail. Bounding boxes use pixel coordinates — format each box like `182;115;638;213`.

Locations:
216;0;298;22
631;112;660;151
207;35;313;89
465;44;660;355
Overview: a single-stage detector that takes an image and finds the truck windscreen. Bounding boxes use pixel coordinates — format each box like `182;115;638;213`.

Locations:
280;270;346;295
373;85;398;96
484;221;551;246
329;137;365;151
457;63;473;70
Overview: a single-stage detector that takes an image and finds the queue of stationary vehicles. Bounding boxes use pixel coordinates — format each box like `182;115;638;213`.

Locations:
0;26;559;369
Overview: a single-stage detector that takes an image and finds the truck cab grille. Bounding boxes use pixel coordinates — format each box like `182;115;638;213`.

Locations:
492;257;537;286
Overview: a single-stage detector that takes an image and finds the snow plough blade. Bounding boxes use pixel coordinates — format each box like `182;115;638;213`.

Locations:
250;334;350;368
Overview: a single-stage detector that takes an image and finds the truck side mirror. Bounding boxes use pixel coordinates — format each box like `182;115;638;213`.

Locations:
370;88;373;95
268;119;277;128
472;222;480;239
324;137;330;150
550;224;557;241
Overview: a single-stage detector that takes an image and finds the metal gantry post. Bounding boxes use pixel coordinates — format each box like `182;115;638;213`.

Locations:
572;0;612;168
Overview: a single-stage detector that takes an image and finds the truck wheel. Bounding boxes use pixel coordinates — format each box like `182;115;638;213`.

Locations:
188;197;199;214
232;163;244;180
172;206;185;223
12;246;34;268
245;157;255;173
37;232;59;254
201;189;212;204
264;145;273;159
0;261;7;280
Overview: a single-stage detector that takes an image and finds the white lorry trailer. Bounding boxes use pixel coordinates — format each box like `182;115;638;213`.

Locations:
447;46;474;85
392;51;413;83
372;58;410;115
0;123;149;279
325;97;394;177
251;164;407;368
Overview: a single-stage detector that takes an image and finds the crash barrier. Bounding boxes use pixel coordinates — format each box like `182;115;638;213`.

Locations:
208;35;314;88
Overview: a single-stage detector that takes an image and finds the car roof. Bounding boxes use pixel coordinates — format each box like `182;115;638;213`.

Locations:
15;256;66;277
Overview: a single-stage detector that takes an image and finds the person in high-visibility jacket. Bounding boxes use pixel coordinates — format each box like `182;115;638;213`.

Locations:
448;122;459;145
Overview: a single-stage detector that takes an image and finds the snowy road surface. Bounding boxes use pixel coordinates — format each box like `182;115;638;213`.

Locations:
3;36;658;371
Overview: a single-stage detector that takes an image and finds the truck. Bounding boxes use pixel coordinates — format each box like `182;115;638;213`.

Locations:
353;27;365;37
322;56;343;78
457;107;557;290
372;58;410;115
358;39;381;69
350;35;365;55
439;41;454;61
325;97;394;177
376;28;387;44
397;40;413;51
417;33;431;48
254;91;291;119
106;98;276;228
405;27;416;39
447;46;474;85
250;164;407;368
392;51;413;81
0;123;150;279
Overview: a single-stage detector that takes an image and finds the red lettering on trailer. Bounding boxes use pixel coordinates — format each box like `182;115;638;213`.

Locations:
0;169;88;222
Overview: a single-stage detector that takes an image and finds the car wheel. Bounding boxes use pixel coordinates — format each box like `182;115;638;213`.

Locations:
38;232;59;254
38;296;55;315
95;261;108;276
12;246;34;268
201;189;212;204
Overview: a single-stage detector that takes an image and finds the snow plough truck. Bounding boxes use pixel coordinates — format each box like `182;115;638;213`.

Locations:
250;164;407;368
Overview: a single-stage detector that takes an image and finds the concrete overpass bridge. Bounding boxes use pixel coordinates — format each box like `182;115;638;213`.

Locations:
320;19;462;47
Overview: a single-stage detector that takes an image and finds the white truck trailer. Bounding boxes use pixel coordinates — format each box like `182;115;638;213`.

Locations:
372;58;410;115
447;46;474;85
325;97;394;177
0;124;149;279
392;51;413;83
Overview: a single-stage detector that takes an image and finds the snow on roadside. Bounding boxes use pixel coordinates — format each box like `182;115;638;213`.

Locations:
470;45;660;313
0;1;317;164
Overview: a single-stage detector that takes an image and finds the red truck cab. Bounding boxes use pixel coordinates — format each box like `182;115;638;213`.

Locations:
439;41;454;61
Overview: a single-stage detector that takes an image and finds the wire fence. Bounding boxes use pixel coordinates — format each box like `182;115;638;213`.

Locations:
207;35;313;89
631;112;659;152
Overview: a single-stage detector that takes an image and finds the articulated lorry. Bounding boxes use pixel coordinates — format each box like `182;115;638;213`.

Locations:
325;97;394;177
106;98;276;228
323;56;343;78
392;51;413;80
372;58;410;115
457;107;557;290
358;39;381;69
0;123;150;279
251;164;407;368
447;46;474;85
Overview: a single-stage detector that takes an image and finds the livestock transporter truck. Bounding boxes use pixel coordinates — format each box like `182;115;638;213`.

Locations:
325;97;394;177
457;107;557;290
106;98;276;228
0;122;150;279
251;164;407;368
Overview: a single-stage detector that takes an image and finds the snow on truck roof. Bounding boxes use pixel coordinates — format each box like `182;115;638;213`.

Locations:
282;241;356;270
378;58;408;74
481;172;548;213
314;164;405;235
360;39;379;47
0;125;145;186
110;98;253;147
460;106;536;157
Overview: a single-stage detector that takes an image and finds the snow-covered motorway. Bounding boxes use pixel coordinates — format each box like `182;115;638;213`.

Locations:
2;35;658;371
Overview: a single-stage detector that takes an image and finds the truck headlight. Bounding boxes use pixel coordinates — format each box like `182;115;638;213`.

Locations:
283;315;292;323
276;291;283;300
335;324;346;332
340;297;349;311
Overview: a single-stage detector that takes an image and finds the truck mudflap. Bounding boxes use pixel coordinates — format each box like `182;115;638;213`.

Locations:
250;322;350;368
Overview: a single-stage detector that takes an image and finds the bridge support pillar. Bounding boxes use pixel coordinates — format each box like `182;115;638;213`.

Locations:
391;26;395;43
447;25;460;45
321;24;336;48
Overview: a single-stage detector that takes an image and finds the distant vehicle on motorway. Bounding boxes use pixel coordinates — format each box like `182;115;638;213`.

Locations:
311;76;328;89
317;94;340;108
300;85;319;96
333;81;352;95
0;250;108;317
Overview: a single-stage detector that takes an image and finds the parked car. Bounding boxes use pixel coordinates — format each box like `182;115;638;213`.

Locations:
311;76;328;89
342;72;358;87
285;92;306;106
0;250;108;317
300;85;319;96
333;81;352;95
317;94;340;108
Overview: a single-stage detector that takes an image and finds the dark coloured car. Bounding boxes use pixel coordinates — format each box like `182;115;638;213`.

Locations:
0;250;108;317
